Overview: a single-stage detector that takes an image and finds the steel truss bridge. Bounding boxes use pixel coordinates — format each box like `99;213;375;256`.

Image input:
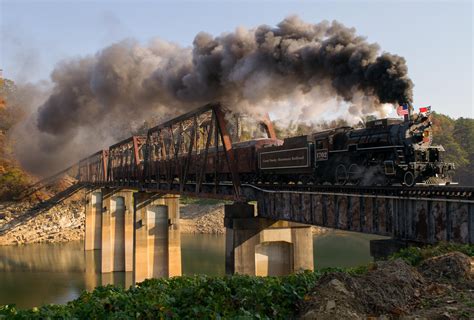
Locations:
38;103;473;245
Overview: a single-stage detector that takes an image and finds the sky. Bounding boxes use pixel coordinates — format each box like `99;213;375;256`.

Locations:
0;0;472;119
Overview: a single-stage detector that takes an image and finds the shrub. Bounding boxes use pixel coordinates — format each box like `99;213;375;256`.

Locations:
390;242;474;266
0;272;321;319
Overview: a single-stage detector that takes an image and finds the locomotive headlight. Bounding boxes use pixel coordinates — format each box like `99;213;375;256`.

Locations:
422;130;431;143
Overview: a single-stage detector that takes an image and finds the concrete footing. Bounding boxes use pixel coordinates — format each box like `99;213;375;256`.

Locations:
83;188;182;283
84;189;103;251
133;193;181;283
101;189;134;273
224;203;313;276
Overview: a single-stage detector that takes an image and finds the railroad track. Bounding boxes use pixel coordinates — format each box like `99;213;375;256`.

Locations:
77;180;474;201
247;183;474;200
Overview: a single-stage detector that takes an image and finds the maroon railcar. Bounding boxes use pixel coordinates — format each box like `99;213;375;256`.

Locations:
107;136;147;185
144;105;280;186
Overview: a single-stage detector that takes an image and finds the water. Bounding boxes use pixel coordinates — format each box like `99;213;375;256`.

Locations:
0;231;385;308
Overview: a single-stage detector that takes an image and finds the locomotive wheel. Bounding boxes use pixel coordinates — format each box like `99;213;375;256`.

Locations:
348;163;362;185
335;164;348;185
403;171;416;187
446;169;455;184
299;175;312;185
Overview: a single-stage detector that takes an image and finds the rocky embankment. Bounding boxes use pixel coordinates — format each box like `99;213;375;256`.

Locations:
180;203;226;234
0;200;84;245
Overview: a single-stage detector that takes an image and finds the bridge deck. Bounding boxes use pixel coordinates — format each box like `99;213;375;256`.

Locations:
81;181;474;245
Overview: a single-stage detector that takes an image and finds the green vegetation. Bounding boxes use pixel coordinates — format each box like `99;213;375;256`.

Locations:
431;113;474;185
390;242;474;266
0;272;321;319
2;243;471;319
0;166;30;201
0;78;31;201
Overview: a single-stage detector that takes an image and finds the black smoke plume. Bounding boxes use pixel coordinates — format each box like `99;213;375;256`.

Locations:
17;16;414;174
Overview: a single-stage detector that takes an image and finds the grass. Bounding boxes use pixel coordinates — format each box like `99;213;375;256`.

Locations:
389;242;474;266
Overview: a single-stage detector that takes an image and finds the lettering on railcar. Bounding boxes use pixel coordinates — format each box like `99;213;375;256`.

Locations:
259;147;309;169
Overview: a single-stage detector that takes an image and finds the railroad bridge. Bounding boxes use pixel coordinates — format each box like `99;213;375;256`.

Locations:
41;103;473;282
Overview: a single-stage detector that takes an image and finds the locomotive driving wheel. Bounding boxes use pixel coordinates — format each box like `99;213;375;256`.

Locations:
335;164;348;185
348;163;362;185
403;171;416;187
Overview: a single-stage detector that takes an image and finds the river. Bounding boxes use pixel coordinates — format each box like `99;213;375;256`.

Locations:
0;231;385;308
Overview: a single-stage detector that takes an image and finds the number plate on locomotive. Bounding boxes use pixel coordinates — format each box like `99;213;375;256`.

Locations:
316;149;328;161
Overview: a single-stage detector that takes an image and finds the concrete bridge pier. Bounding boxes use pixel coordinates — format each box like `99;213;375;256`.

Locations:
101;189;135;273
224;203;313;276
133;192;181;283
84;189;103;251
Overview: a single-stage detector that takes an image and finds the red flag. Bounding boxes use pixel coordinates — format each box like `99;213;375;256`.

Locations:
419;106;431;113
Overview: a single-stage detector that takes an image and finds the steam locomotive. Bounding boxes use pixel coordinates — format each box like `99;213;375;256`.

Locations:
256;114;455;186
78;107;455;188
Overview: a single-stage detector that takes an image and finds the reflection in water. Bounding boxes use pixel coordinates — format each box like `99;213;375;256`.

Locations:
181;234;225;276
313;230;382;270
0;231;385;308
0;242;86;308
84;250;100;291
0;242;84;272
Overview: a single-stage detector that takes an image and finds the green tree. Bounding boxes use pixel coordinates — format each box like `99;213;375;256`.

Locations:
0;78;31;200
431;113;472;185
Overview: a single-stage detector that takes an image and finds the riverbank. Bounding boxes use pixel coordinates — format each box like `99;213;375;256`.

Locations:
0;197;328;246
1;243;472;318
0;200;84;246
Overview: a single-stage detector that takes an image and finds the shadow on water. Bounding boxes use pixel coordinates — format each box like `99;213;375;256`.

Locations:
0;231;386;308
313;230;386;270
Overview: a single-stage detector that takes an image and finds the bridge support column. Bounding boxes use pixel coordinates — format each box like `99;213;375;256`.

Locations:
101;189;134;273
133;193;181;283
224;203;313;276
84;189;102;251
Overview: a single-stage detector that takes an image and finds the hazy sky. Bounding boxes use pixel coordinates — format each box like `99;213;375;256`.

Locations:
1;0;472;118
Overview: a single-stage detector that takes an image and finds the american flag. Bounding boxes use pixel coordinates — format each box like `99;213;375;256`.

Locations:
397;104;409;116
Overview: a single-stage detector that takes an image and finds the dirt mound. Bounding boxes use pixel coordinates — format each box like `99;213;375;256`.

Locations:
299;252;474;319
419;252;472;281
299;259;424;319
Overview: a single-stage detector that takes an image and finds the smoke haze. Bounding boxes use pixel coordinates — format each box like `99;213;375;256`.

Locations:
13;16;414;174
